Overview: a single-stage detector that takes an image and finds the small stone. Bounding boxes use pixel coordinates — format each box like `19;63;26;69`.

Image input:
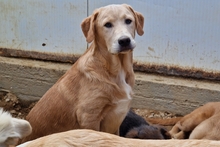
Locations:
10;110;16;114
148;113;154;118
153;114;160;118
159;112;165;117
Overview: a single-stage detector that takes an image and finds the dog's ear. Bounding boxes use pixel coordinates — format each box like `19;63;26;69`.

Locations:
134;11;144;36
81;11;99;43
123;4;144;36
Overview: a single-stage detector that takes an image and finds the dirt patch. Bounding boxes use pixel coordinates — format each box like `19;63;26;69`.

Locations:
132;108;178;120
0;91;179;121
0;91;36;119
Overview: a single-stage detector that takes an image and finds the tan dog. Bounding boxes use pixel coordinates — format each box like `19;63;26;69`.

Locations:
0;108;32;147
148;102;220;140
18;129;220;147
20;4;144;143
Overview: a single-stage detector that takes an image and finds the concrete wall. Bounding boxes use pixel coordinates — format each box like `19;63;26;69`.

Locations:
1;56;220;115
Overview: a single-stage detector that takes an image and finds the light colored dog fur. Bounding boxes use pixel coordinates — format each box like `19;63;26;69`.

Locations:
148;102;220;140
20;4;144;143
18;129;220;147
0;108;31;147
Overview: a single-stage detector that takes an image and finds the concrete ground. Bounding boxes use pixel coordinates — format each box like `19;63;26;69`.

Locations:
1;56;220;115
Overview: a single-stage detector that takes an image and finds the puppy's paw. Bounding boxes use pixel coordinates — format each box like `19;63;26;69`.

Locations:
173;131;185;139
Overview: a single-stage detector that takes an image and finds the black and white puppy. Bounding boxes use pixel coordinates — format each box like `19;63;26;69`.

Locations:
119;110;171;139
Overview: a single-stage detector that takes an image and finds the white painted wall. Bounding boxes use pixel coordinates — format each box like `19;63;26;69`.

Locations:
0;0;87;55
0;0;220;73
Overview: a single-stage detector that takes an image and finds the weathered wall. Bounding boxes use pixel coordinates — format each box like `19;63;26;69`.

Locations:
133;73;220;114
0;0;220;80
0;57;70;102
1;56;220;115
0;0;87;54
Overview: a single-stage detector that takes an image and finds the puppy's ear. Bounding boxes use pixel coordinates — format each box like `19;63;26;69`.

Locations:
134;11;144;36
11;118;32;139
81;10;99;43
0;117;32;146
123;4;144;36
5;118;32;146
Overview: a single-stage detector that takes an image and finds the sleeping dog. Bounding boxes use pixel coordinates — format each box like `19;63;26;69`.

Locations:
148;102;220;140
18;129;220;147
120;110;171;139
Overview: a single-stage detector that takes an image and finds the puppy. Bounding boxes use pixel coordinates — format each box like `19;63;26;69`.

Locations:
120;110;171;139
20;4;144;143
18;129;220;147
125;125;171;139
148;102;220;140
119;110;149;137
0;108;32;147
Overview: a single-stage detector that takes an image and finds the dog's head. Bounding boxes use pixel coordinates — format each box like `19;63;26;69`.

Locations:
81;4;144;54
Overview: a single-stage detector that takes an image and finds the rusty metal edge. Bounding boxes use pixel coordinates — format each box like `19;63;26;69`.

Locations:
1;48;220;81
0;48;80;63
133;62;220;82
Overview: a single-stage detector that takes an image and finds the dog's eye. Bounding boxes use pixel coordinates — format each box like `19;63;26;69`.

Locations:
125;19;132;24
104;22;112;28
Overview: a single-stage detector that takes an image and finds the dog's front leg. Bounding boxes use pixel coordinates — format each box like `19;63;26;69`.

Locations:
100;99;131;135
76;112;100;131
173;131;185;139
76;99;113;131
100;113;124;135
76;110;103;131
169;122;189;139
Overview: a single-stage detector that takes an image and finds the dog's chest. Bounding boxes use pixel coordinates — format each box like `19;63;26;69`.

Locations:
114;70;132;124
116;70;132;100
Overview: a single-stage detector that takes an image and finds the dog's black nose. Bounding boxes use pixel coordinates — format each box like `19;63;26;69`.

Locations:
118;37;131;47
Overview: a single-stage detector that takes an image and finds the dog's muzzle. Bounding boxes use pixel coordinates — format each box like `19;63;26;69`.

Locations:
118;36;133;52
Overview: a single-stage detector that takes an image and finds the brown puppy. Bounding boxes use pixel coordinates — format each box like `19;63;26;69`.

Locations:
20;4;144;143
148;102;220;140
18;129;220;147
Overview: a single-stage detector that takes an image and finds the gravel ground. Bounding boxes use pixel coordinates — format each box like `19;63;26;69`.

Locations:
0;91;36;119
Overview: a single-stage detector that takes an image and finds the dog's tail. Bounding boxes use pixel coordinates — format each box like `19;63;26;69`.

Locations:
146;117;182;126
